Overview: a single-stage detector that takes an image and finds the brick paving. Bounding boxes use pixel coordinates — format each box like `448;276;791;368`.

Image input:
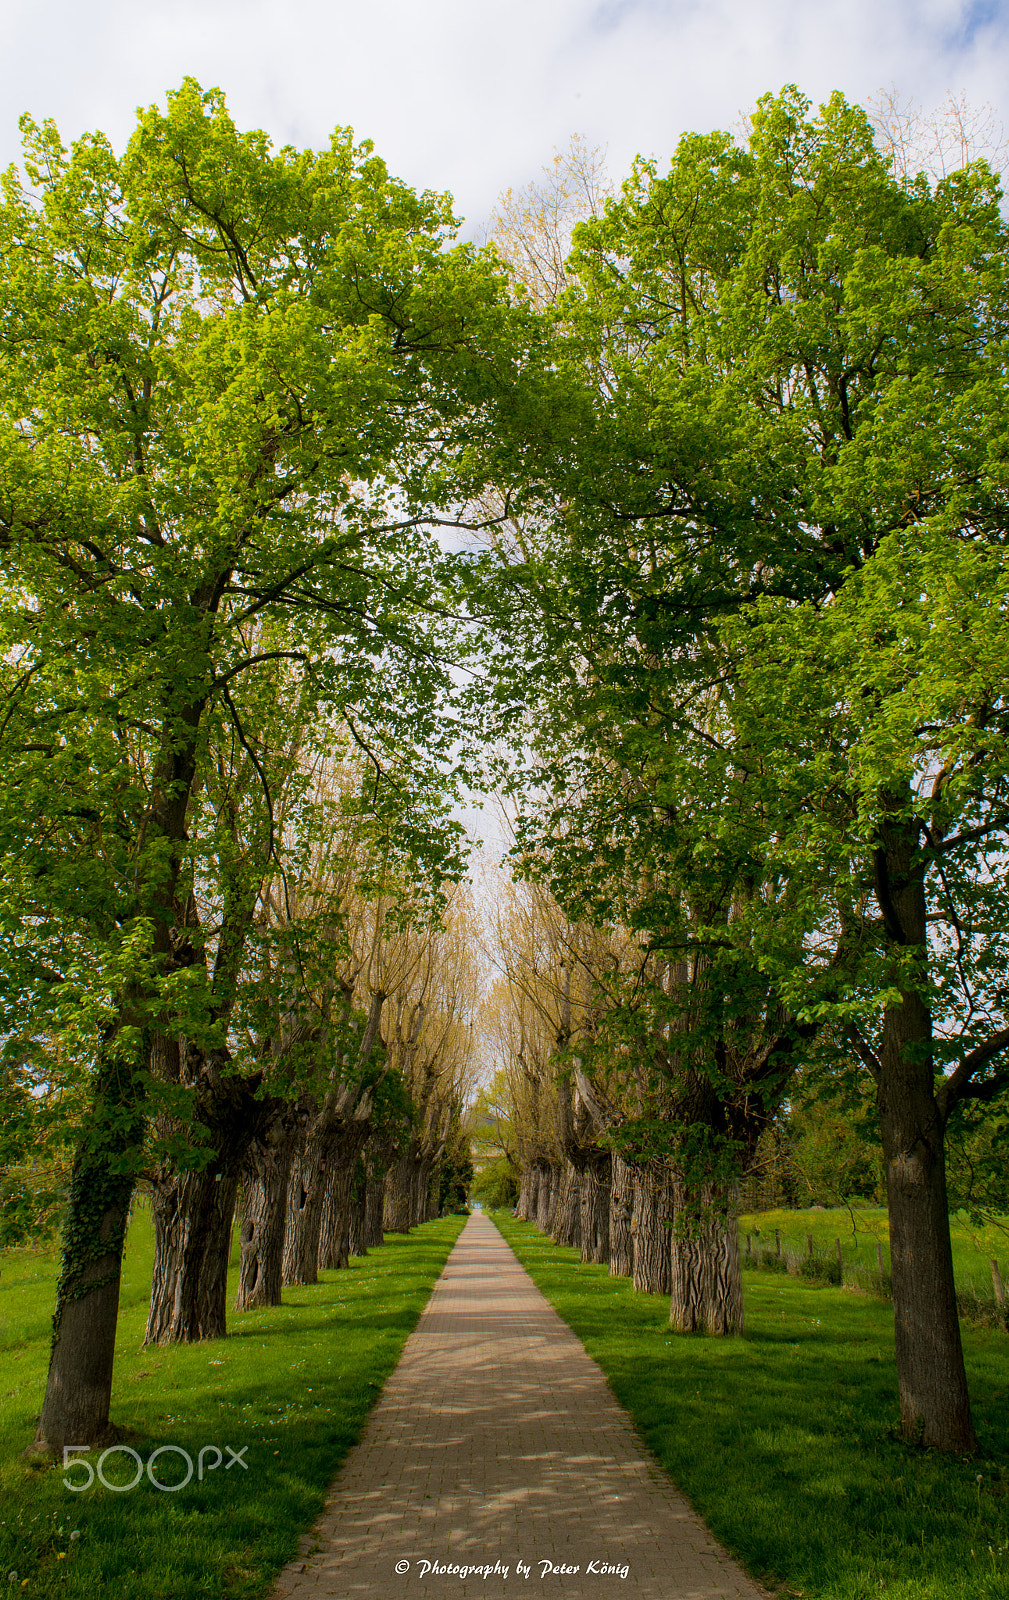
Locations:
269;1212;766;1600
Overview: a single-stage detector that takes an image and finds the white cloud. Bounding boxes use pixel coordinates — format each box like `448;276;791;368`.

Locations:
2;0;1008;229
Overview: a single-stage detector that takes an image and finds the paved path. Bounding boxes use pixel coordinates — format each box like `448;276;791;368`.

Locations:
270;1213;765;1600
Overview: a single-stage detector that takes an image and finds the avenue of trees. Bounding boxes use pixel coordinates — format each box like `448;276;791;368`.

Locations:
1;80;1008;1461
473;87;1009;1455
0;80;503;1454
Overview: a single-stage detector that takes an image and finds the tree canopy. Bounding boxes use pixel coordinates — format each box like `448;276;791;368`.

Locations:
475;86;1009;1451
4;78;1009;1462
0;78;525;1452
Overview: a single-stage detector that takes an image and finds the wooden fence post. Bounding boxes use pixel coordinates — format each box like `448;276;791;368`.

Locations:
775;1229;781;1257
992;1259;1005;1310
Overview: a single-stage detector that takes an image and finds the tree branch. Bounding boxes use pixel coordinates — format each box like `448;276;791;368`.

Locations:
846;1022;883;1086
937;1026;1009;1120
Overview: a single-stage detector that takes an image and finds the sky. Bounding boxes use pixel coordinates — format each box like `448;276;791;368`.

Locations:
2;0;1009;235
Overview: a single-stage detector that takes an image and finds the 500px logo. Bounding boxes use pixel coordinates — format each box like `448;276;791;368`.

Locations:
63;1444;249;1493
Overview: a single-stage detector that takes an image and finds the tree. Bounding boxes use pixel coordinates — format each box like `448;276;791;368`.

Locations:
478;86;1009;1446
868;87;1008;185
0;1047;78;1247
435;1101;474;1214
379;885;481;1231
489;136;610;309
467;1071;520;1208
0;79;521;1452
484;873;611;1258
141;650;325;1344
719;507;1009;1450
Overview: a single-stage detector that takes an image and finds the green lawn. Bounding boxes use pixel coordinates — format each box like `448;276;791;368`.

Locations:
491;1210;1009;1600
1;1206;465;1599
739;1204;1009;1299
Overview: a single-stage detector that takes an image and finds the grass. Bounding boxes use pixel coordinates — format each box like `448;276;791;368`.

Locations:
739;1206;1009;1321
0;1205;466;1599
738;1204;1009;1291
491;1210;1009;1600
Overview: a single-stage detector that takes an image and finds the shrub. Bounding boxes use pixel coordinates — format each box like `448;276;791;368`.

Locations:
800;1254;842;1285
849;1265;893;1301
956;1287;1009;1332
756;1248;790;1273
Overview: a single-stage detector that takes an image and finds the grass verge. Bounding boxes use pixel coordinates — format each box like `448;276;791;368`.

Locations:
1;1208;465;1599
491;1210;1009;1600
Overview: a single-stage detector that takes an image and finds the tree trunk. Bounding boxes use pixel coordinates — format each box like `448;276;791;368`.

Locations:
411;1156;434;1227
608;1154;635;1279
632;1166;673;1296
580;1152;611;1266
30;1041;146;1456
236;1122;296;1311
552;1163;582;1249
876;814;975;1451
145;1165;242;1344
318;1130;371;1270
347;1157;368;1258
31;1168;135;1454
318;1156;346;1270
282;1122;329;1286
516;1166;536;1222
668;1178;744;1335
364;1146;388;1248
535;1162;555;1232
145;1073;270;1344
384;1144;418;1233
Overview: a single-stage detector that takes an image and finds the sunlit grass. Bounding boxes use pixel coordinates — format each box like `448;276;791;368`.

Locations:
739;1205;1009;1305
0;1207;465;1598
492;1210;1009;1600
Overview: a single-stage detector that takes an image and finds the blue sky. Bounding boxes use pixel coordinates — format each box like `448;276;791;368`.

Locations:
2;0;1008;231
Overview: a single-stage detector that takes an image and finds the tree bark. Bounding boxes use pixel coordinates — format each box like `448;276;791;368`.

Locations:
364;1144;389;1248
282;1117;329;1286
535;1162;556;1232
875;812;976;1452
632;1165;673;1296
668;1177;744;1335
346;1157;368;1258
318;1129;371;1270
412;1156;435;1226
552;1163;582;1248
235;1117;296;1311
145;1070;270;1344
145;1165;242;1345
31;1170;133;1454
384;1143;419;1232
516;1166;536;1222
29;1040;146;1456
608;1154;635;1279
579;1151;611;1266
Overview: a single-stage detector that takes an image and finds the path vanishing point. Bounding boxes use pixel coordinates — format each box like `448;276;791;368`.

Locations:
270;1212;765;1599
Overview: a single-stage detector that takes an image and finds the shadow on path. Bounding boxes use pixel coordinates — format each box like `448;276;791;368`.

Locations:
270;1214;765;1599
